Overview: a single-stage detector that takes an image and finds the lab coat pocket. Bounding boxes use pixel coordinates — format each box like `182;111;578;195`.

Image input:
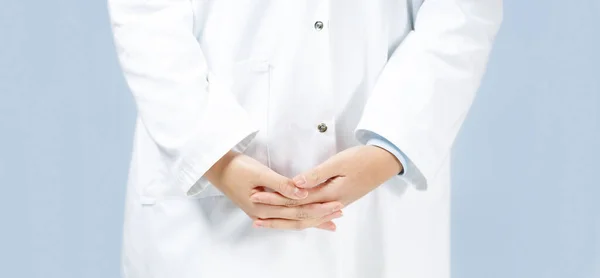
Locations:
227;59;272;168
140;60;272;203
186;59;272;199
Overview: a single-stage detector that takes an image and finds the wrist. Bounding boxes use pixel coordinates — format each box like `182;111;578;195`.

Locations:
205;150;240;184
366;145;403;177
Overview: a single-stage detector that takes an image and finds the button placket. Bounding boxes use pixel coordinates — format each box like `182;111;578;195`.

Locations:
312;0;329;32
313;0;335;143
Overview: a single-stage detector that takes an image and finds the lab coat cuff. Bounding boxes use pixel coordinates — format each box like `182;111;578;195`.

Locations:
179;129;258;198
366;137;408;176
176;73;260;198
355;127;428;190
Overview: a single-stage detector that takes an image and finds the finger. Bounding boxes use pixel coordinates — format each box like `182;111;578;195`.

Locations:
255;202;343;220
251;191;299;206
253;210;343;231
258;169;308;200
316;221;337;232
292;160;340;189
250;183;334;206
249;187;262;195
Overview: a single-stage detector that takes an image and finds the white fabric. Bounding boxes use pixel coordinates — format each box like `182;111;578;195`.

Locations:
108;0;502;277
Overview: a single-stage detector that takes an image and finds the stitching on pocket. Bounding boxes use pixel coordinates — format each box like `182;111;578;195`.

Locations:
265;63;272;169
141;60;272;203
230;60;272;167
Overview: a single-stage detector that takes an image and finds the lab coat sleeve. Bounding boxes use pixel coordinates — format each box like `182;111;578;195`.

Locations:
107;0;258;197
355;0;503;189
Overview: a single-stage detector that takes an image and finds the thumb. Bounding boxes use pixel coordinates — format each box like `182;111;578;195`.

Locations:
259;168;308;200
293;159;339;189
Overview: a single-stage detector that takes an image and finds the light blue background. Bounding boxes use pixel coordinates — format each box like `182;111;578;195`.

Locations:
0;1;598;277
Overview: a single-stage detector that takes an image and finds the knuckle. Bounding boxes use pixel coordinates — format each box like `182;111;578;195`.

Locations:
277;180;290;193
295;209;309;220
277;182;285;194
309;170;320;184
252;171;264;186
284;198;300;207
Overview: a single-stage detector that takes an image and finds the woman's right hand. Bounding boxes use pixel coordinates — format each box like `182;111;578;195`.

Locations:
204;151;343;231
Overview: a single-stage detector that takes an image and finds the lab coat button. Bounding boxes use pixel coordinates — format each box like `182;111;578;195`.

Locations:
317;123;328;133
314;21;324;30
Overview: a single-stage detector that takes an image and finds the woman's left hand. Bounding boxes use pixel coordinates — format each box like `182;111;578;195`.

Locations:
249;145;403;231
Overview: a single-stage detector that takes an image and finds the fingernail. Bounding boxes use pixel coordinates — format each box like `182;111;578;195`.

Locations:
294;187;308;198
334;211;344;218
327;223;337;232
253;221;265;228
293;175;306;187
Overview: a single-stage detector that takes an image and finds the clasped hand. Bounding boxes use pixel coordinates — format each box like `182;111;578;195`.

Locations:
205;146;402;232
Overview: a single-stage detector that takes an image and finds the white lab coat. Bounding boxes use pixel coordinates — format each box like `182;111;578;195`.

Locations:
108;0;502;277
